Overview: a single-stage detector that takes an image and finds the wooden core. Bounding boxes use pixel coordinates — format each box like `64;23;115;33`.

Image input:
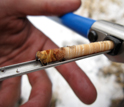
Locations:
36;41;114;65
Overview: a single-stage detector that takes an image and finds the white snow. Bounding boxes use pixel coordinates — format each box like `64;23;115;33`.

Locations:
21;0;124;106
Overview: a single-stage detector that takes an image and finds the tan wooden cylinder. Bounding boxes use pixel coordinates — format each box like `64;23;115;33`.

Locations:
36;41;114;65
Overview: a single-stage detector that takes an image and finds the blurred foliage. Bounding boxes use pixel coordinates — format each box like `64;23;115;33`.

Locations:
50;95;57;107
111;99;124;107
77;0;124;24
100;62;124;107
101;62;124;88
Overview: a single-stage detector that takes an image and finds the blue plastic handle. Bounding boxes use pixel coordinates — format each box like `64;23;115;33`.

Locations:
60;13;96;38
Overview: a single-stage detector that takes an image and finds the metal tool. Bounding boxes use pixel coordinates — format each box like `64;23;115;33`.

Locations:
0;13;124;81
49;13;124;63
89;20;124;63
0;51;109;81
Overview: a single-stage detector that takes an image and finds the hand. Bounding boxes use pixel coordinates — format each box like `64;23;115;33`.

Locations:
0;0;97;107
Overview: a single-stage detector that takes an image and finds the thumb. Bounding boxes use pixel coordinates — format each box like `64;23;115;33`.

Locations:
9;0;81;16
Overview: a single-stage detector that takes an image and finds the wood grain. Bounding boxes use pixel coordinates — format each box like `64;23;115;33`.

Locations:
36;41;114;65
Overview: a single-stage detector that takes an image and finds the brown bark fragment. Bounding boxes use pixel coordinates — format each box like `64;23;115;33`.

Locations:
36;48;64;65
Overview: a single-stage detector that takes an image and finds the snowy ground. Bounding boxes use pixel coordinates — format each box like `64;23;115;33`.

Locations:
21;0;124;107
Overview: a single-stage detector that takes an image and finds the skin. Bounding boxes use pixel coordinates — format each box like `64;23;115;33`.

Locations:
0;0;97;107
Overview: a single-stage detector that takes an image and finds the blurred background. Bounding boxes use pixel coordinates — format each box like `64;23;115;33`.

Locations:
20;0;124;107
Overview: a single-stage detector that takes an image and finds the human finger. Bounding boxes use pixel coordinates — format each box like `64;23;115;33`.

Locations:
0;77;21;107
21;70;52;107
6;0;81;16
42;38;97;104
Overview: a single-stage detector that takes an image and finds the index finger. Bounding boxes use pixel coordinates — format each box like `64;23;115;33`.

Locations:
42;38;97;104
7;0;81;16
